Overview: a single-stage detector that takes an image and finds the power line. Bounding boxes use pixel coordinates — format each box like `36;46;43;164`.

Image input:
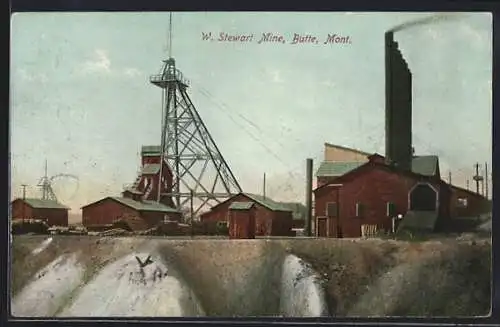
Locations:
190;79;325;200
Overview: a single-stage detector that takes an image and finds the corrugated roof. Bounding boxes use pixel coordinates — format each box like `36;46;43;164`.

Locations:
316;161;365;177
18;198;69;210
243;193;292;212
110;197;179;213
411;156;439;176
229;202;255;210
141;163;161;175
316;156;439;178
278;202;307;219
141;145;162;156
398;210;439;232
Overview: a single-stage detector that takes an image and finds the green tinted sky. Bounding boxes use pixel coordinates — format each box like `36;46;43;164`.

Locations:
10;12;492;212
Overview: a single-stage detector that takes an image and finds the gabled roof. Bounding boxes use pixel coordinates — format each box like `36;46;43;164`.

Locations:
141;145;162;156
411;156;439;177
448;183;487;199
316;161;365;177
111;197;179;213
123;189;143;195
14;198;69;210
141;163;161;175
314;160;439;193
398;210;439;232
82;196;179;213
229;202;255;210
278;202;307;219
243;193;293;212
316;156;439;178
324;143;372;156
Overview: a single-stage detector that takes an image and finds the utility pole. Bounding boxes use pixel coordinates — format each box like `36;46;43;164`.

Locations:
481;168;485;197
305;159;313;237
21;184;27;223
263;173;266;200
473;163;483;195
485;162;489;199
448;171;452;184
466;179;470;191
190;189;194;237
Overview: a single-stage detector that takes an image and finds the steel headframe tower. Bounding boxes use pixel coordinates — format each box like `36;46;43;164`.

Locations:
150;14;242;216
36;159;79;203
37;159;57;201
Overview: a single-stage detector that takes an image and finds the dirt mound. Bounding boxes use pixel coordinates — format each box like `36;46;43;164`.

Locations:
11;236;491;317
284;238;491;317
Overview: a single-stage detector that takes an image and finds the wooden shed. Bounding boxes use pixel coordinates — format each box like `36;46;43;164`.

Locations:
228;202;256;239
11;198;70;227
82;196;181;231
200;192;294;236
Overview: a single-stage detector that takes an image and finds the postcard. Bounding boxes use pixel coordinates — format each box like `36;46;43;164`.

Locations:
9;11;492;318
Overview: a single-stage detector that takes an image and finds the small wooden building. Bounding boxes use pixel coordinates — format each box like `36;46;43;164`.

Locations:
200;193;294;236
11;198;70;226
228;202;256;239
82;196;181;230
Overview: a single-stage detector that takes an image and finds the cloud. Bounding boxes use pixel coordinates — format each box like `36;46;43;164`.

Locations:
123;67;142;77
80;49;111;74
268;69;284;84
78;49;143;79
321;79;336;88
17;69;48;83
425;27;440;40
460;23;488;50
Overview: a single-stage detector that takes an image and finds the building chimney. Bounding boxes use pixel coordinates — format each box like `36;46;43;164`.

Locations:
305;158;313;237
385;31;413;171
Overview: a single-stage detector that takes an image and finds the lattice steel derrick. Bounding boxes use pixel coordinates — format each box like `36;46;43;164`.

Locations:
150;58;242;216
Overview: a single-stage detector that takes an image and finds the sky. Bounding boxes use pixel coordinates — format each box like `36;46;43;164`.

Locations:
10;12;492;213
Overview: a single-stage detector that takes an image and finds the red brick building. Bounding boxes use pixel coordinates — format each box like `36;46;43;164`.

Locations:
313;155;450;238
449;185;491;218
11;198;69;226
200;193;293;236
82;196;181;230
228;202;256;239
316;152;441;188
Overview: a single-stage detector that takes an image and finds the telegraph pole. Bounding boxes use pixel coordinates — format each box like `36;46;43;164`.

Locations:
21;184;27;223
481;168;485;197
473;163;483;195
263;173;266;200
190;189;194;237
485;162;489;199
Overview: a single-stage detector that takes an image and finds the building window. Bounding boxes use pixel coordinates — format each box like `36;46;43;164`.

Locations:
356;202;365;217
217;221;228;228
386;202;396;217
326;202;337;217
457;198;468;208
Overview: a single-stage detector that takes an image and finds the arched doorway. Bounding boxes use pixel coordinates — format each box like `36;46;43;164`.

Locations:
409;183;438;211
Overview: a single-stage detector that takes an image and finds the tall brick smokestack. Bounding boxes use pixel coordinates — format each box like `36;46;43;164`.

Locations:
385;31;413;171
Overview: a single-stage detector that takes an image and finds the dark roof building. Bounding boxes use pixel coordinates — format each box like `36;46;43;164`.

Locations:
200;192;294;236
313;155;451;238
316;153;440;188
228;201;256;239
82;196;181;231
11;198;70;226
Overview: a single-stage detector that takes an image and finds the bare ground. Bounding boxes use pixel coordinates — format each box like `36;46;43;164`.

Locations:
11;235;491;317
